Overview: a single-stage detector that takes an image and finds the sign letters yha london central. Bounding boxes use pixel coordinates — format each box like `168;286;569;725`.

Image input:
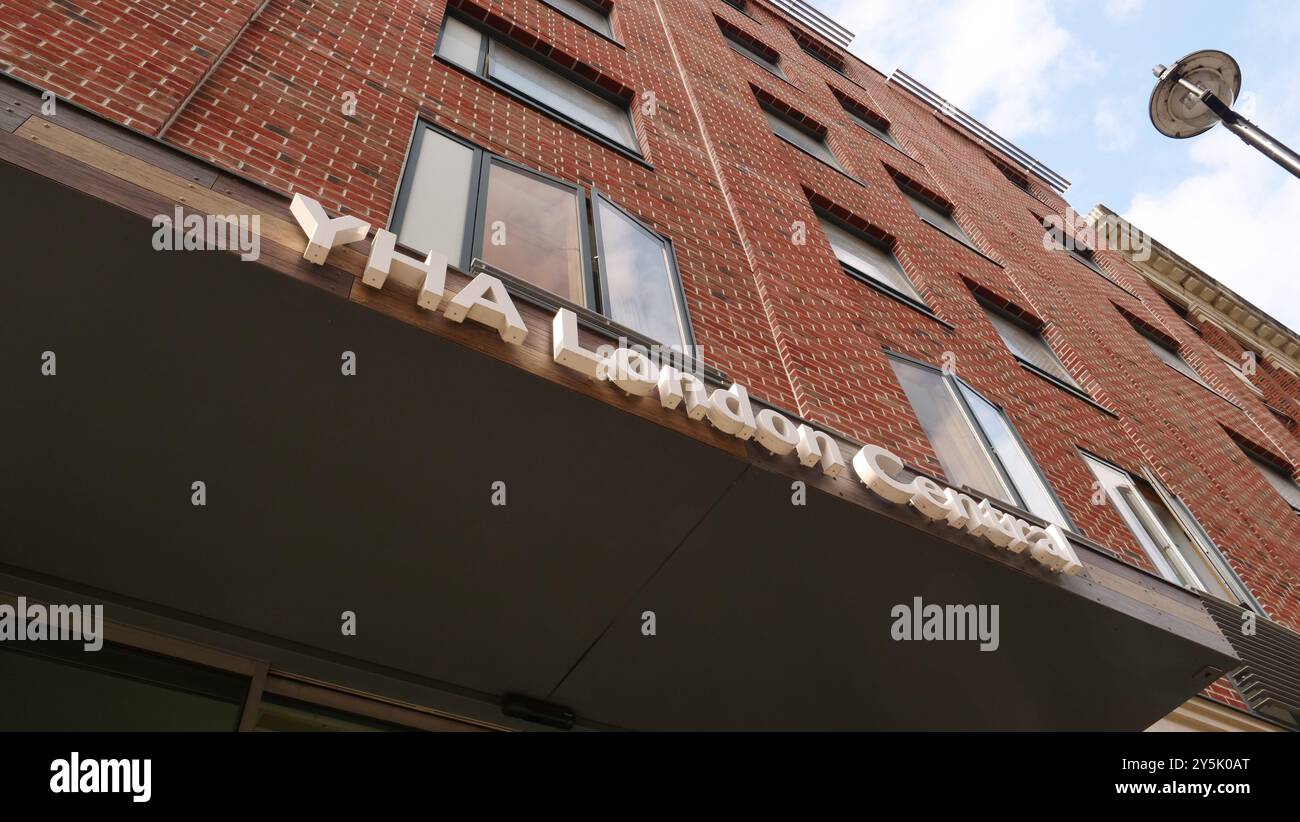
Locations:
290;194;1083;575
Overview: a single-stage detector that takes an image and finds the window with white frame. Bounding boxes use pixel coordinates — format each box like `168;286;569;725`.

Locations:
391;122;693;350
818;215;923;306
889;354;1072;529
983;307;1080;389
1082;453;1258;605
436;15;637;152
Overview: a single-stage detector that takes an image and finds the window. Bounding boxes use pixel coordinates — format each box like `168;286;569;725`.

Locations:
1057;239;1107;276
1217;352;1264;396
1241;447;1300;514
818;215;923;305
391;123;693;350
480;161;587;302
762;106;843;171
393;126;588;303
722;0;747;11
1082;454;1256;604
989;154;1032;193
541;0;613;38
721;27;786;79
254;694;415;732
0;640;249;731
436;16;637;151
889;354;1072;529
592;194;692;350
898;183;974;248
1138;330;1211;389
841;101;900;150
791;32;845;74
983;307;1079;389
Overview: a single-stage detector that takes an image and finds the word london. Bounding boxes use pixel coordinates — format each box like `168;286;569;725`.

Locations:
289;195;1083;576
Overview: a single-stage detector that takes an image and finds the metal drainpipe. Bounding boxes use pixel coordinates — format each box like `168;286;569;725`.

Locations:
156;0;273;138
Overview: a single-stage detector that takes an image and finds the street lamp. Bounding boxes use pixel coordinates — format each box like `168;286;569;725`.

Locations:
1149;49;1300;179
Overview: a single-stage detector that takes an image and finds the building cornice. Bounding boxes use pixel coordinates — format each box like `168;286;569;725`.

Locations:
1090;205;1300;372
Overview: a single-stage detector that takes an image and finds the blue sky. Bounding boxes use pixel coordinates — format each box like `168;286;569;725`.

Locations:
816;0;1300;330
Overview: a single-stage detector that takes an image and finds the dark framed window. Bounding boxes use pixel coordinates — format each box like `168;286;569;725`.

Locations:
721;26;786;79
1240;447;1300;515
540;0;614;39
436;15;638;153
253;694;417;732
983;306;1080;389
989;154;1032;193
897;182;974;249
816;213;924;308
591;192;694;351
761;104;844;172
794;38;845;74
1136;327;1212;390
391;122;693;350
888;352;1074;530
0;640;249;731
841;101;901;150
1082;452;1260;606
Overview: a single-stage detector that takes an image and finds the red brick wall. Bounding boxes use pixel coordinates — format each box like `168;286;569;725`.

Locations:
3;0;1298;712
0;0;262;131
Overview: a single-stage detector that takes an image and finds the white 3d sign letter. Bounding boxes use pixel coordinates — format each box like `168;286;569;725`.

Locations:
552;309;603;379
851;444;1081;575
363;229;448;310
289;194;370;265
605;348;660;396
796;425;846;477
754;409;799;456
706;383;756;440
444;273;527;344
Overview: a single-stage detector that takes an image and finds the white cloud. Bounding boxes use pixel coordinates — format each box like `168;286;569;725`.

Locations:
823;0;1095;139
1094;95;1139;152
1102;0;1145;22
1124;87;1300;331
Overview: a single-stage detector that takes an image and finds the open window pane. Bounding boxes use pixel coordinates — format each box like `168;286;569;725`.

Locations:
487;41;635;149
437;16;484;72
901;189;971;245
1135;481;1237;601
985;310;1078;388
763;109;842;171
958;384;1069;528
890;358;1012;502
1083;455;1182;582
393;127;476;264
595;196;689;349
480;162;586;303
542;0;611;36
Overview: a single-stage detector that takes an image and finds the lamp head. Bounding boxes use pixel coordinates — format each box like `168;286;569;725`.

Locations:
1149;49;1241;138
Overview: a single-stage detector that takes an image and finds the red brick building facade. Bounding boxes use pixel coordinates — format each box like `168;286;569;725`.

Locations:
1;0;1297;729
